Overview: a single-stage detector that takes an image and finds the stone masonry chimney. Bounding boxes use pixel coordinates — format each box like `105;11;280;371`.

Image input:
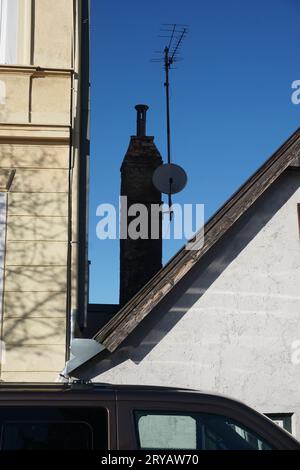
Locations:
120;105;163;306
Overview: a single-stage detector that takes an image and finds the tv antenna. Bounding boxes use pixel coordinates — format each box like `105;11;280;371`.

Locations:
151;24;189;219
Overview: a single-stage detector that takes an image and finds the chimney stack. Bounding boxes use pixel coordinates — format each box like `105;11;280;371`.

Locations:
119;105;163;306
135;104;149;137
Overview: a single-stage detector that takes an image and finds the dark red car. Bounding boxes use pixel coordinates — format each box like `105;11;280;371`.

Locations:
0;383;299;450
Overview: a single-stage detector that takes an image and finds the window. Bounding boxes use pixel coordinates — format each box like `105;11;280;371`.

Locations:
1;422;93;450
135;411;273;450
265;414;293;434
137;414;197;450
0;407;108;450
0;0;19;64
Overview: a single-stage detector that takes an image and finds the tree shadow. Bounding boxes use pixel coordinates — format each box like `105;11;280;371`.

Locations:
0;139;71;376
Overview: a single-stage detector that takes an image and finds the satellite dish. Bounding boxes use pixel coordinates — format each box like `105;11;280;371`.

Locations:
153;163;187;195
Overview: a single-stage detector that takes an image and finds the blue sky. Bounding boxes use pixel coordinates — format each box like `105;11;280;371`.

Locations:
89;0;300;304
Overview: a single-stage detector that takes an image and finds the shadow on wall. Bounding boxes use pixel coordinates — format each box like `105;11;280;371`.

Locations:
0;142;70;363
78;171;300;381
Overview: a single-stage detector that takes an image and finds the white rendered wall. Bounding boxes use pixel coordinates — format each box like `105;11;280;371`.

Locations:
88;171;300;436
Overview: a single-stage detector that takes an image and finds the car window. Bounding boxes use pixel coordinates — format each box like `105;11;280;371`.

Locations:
1;421;92;450
137;414;197;449
0;407;108;450
135;411;273;450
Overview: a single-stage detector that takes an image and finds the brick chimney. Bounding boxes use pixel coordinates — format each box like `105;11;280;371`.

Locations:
119;105;163;306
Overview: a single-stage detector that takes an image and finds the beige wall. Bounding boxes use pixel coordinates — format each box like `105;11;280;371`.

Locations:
0;0;81;382
0;69;71;124
34;0;73;69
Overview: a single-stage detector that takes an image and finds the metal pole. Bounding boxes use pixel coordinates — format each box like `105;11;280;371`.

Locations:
77;0;91;330
164;46;172;165
164;47;174;220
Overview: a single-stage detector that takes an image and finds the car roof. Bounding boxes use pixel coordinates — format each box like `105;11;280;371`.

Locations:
0;382;197;393
0;381;249;405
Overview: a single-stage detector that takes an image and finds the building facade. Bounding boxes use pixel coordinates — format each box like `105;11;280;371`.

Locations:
79;133;300;438
0;0;90;382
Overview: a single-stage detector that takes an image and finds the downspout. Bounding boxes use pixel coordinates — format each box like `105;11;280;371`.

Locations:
77;0;90;330
59;0;90;381
59;0;101;383
63;1;105;381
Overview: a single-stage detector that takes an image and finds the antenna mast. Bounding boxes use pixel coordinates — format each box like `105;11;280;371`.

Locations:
152;24;189;219
163;24;188;167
